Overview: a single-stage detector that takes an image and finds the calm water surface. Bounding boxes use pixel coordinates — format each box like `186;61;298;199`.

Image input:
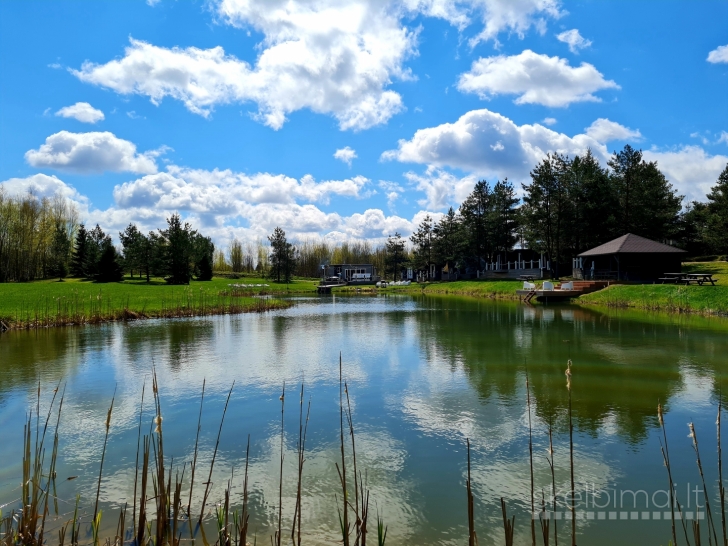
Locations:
1;295;728;545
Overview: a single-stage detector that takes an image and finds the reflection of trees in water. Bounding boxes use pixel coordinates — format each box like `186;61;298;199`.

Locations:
411;297;728;444
120;320;216;371
0;328;83;399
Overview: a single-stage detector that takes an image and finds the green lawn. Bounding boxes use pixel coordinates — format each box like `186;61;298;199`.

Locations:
368;279;524;299
578;262;728;315
0;275;318;328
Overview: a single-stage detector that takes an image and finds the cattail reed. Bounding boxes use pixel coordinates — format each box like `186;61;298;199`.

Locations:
539;490;550;546
94;388;116;519
565;359;576;546
689;422;719;545
275;383;285;546
291;383;311;546
188;379;206;517
717;396;726;546
132;379;146;538
501;497;515;546
344;381;361;541
658;403;692;546
199;381;235;526
547;418;558;546
526;371;536;546
337;353;351;546
466;438;477;546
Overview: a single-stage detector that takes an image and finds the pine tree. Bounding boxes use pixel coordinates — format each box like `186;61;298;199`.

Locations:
70;223;88;277
268;227;295;283
161;214;196;284
95;237;123;282
705;164;728;254
49;220;70;281
385;232;405;280
410;215;434;276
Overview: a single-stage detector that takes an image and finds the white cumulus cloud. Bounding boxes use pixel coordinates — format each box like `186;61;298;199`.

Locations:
404;0;563;44
72;8;415;131
556;29;592;53
55;102;105;124
643;146;728;202
24;131;159;174
404;166;478;209
584;118;641;143
457;50;619;107
0;173;88;204
71;1;570;131
382;108;614;179
334;146;358;166
707;45;728;64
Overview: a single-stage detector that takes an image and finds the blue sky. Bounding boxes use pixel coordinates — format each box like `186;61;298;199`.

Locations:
1;0;727;246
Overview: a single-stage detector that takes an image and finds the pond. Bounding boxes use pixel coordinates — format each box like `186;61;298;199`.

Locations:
1;295;728;545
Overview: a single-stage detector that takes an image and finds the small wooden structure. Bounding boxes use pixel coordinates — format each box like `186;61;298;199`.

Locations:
573;234;686;282
517;280;610;302
320;263;379;285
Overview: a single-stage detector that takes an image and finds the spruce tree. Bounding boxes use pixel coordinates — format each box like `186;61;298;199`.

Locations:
70;223;88;277
706;164;728;254
95;237;123;282
49;221;70;281
161;214;195;284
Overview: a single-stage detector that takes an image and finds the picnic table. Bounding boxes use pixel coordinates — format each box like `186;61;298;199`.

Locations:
518;274;536;281
659;272;718;285
659;272;686;284
685;273;718;286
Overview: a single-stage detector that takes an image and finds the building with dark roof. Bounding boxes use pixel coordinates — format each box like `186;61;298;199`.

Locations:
574;233;687;281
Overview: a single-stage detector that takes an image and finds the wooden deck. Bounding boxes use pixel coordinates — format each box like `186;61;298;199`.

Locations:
517;281;610;301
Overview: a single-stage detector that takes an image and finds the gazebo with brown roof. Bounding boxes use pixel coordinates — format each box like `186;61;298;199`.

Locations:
576;233;687;281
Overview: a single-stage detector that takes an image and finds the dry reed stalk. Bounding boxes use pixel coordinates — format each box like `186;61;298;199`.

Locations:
688;422;719;545
344;382;361;542
115;504;127;546
658;403;692;546
94;387;117;519
466;438;477;546
239;435;251;546
132;379;146;539
358;471;370;546
38;387;65;546
565;360;575;546
546;418;558;546
694;520;702;546
539;490;550;546
187;379;206;518
717;396;726;546
275;383;285;546
337;353;351;546
152;371;169;546
198;382;235;527
291;383;311;546
136;435;151;546
526;371;535;546
500;497;515;546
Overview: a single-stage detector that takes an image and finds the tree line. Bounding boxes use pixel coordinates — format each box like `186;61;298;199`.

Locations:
3;144;727;283
0;187;214;285
404;146;728;278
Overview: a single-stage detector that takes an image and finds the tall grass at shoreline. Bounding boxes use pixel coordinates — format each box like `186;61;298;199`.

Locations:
2;357;728;546
0;279;296;330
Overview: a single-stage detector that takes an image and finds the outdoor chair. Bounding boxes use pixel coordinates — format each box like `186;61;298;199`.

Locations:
559;281;573;290
542;281;555;291
523;281;536;290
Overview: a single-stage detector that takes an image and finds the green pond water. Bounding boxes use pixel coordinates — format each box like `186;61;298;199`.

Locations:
1;294;728;545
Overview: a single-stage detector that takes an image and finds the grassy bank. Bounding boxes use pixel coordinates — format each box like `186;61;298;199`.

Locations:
338;279;524;299
578;261;728;316
0;275;318;329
